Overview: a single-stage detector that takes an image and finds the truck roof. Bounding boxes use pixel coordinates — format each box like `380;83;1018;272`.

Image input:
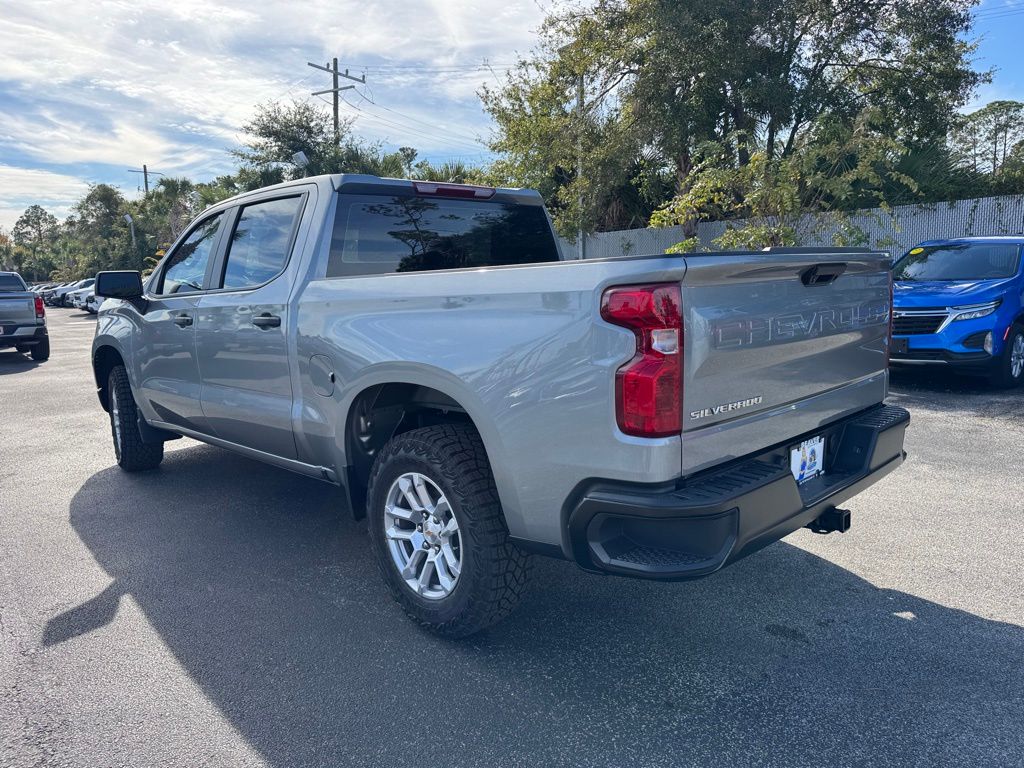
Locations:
210;174;545;208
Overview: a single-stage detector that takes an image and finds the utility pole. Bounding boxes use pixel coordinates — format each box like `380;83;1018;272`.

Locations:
128;165;162;195
308;58;366;145
576;73;586;261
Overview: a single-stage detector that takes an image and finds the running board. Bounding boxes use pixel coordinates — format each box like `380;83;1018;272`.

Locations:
146;420;339;484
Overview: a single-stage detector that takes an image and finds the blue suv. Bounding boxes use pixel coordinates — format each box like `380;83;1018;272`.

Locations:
891;237;1024;387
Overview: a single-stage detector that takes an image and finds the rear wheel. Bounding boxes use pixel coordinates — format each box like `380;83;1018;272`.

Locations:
29;337;49;361
991;324;1024;389
366;424;531;638
108;365;164;471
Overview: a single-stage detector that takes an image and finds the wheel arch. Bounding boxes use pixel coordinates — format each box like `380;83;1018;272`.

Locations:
92;343;126;412
340;377;513;524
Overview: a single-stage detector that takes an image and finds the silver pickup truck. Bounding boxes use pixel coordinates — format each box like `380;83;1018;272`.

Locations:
0;271;50;361
92;175;909;636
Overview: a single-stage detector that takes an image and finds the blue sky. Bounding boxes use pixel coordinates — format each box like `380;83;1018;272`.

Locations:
0;0;1022;232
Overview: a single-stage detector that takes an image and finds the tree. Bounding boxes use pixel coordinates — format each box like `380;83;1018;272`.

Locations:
951;100;1024;175
149;176;198;240
234;100;347;179
651;111;917;250
0;230;14;272
234;99;417;182
482;0;986;238
12;205;58;271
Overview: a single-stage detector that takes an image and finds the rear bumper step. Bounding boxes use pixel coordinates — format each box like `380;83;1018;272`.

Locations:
0;325;47;347
567;404;909;580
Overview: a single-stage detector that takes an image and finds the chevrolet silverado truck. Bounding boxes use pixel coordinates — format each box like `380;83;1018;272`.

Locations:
91;175;909;636
0;271;49;361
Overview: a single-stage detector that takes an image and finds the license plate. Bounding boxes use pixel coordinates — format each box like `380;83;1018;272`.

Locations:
892;337;908;354
790;437;825;484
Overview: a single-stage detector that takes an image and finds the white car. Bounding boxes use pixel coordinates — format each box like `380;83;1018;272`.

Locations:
66;287;92;310
85;293;102;314
52;278;94;306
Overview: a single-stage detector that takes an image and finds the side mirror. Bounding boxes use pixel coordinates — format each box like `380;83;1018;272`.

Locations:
95;270;143;299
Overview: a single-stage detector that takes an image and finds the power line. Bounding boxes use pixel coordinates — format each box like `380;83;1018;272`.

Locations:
350;90;486;145
339;60;515;72
973;2;1024;19
330;94;485;152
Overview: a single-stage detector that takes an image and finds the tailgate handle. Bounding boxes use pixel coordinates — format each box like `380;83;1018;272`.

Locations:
801;263;846;286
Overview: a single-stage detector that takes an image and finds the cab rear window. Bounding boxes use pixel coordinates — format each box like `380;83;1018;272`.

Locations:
0;274;26;292
326;194;560;277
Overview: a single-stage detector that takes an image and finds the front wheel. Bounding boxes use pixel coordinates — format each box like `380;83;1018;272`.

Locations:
991;324;1024;389
366;424;531;638
108;365;164;471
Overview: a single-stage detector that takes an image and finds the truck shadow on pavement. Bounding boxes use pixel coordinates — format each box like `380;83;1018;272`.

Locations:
56;445;1023;767
0;349;39;374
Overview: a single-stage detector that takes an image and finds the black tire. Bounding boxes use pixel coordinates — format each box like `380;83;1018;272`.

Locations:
107;365;164;471
366;424;531;638
29;337;49;361
990;323;1024;389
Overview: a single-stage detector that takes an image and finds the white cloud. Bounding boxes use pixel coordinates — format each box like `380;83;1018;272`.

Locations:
0;0;545;219
0;165;90;230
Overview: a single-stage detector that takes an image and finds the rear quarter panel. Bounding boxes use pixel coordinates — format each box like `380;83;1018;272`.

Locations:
294;257;688;547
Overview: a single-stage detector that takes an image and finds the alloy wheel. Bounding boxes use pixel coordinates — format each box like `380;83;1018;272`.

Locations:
1012;333;1024;379
383;472;462;600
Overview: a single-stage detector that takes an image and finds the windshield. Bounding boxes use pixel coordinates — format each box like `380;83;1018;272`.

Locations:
893;243;1021;281
0;274;27;292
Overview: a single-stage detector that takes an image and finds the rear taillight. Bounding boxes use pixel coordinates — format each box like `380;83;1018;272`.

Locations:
34;295;45;319
600;283;682;437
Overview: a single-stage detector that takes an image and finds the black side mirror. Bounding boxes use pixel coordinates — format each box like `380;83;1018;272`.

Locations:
95;271;143;299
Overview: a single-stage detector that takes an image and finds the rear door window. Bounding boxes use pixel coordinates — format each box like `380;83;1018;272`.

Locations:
219;196;304;290
327;194;560;277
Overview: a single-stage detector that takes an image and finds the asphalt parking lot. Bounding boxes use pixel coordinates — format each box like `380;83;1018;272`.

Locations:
2;310;1022;768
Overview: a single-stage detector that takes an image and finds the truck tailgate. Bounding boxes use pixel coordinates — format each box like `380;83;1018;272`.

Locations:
0;294;36;326
680;250;890;436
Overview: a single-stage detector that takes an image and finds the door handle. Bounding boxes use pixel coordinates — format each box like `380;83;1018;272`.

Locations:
173;313;193;327
252;313;281;329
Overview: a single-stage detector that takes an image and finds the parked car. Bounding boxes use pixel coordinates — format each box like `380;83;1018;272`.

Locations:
85;293;102;314
0;270;49;360
67;287;93;310
50;279;94;307
75;289;93;310
41;283;66;305
45;282;77;305
890;237;1024;387
91;174;909;636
